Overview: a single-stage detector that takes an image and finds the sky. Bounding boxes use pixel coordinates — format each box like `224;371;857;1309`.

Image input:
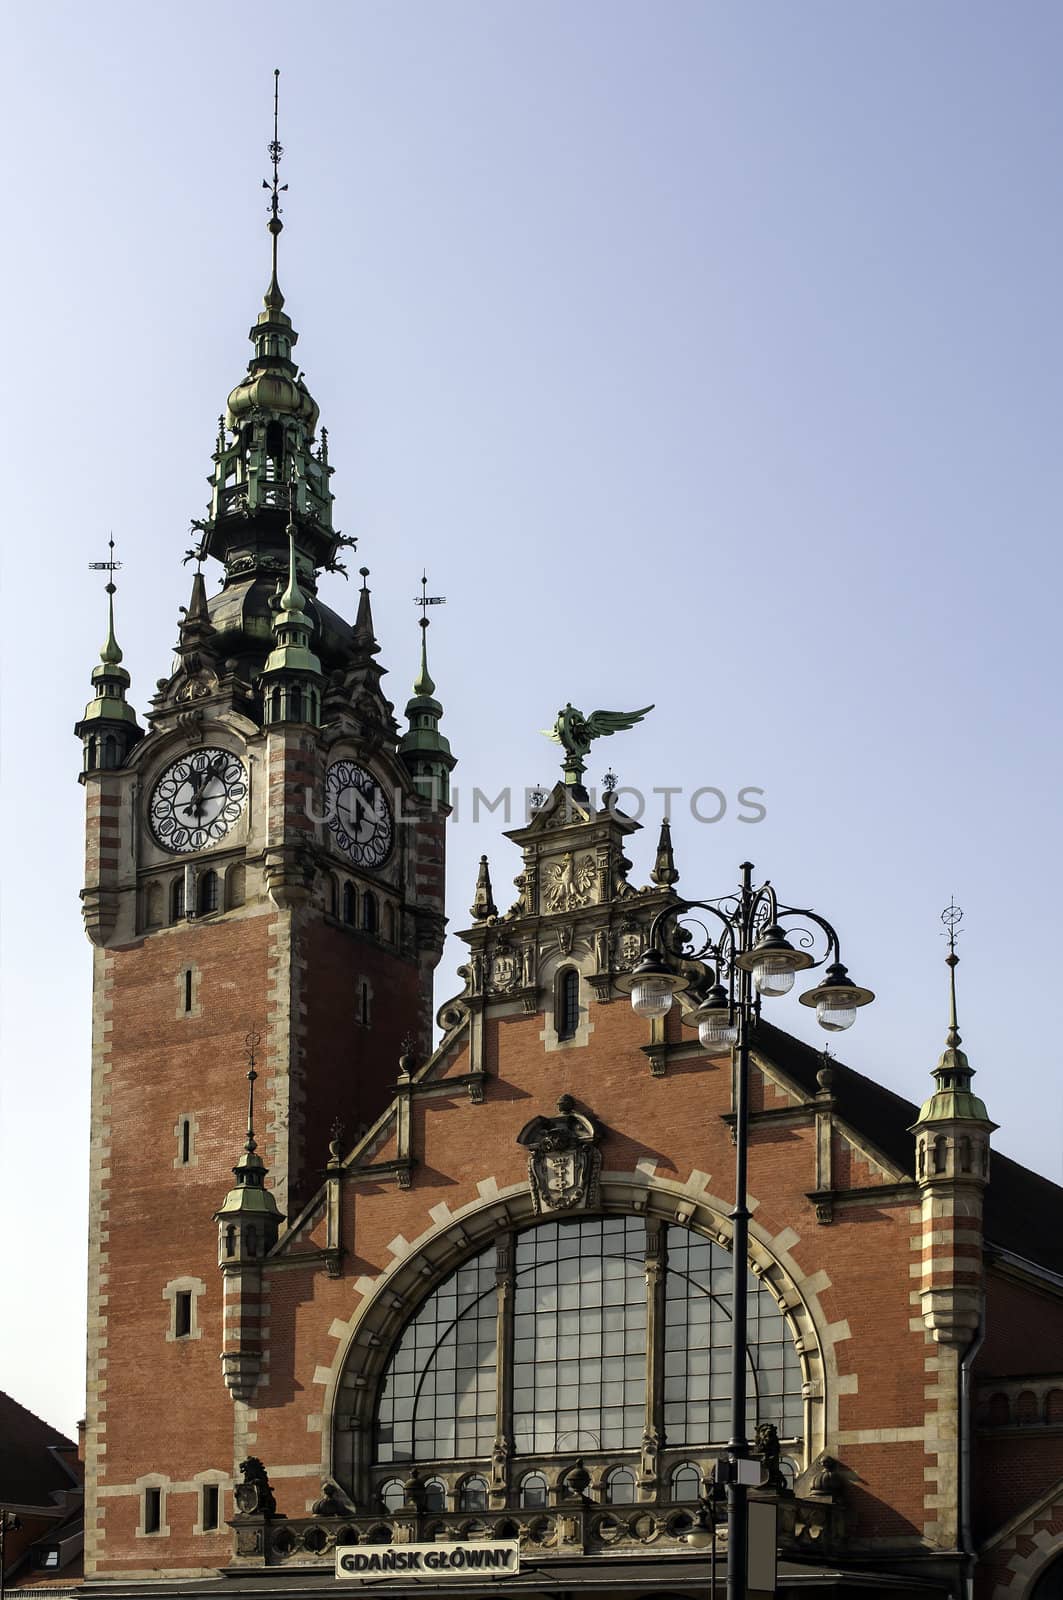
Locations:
2;0;1061;1437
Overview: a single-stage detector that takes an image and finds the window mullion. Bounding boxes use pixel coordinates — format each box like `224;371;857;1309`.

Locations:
641;1217;666;1497
491;1232;515;1507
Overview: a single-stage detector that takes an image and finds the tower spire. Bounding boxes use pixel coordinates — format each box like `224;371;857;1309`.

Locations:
76;539;142;772
263;68;287;312
400;573;455;804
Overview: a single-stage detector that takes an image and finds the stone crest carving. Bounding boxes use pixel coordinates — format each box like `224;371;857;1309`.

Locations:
517;1095;601;1215
544;852;596;913
615;929;644;970
489;950;518;993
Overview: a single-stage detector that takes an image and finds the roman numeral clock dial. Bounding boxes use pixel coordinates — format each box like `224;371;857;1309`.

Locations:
325;761;393;868
149;748;248;853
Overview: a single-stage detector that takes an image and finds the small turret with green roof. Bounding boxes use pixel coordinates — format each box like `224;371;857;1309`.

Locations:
910;902;997;1185
260;509;323;725
214;1048;284;1266
75;541;143;773
400;574;456;805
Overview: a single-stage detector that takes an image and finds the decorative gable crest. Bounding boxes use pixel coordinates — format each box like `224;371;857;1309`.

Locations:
517;1095;601;1215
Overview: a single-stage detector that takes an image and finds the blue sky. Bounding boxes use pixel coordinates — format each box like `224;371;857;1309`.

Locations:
3;1;1061;1434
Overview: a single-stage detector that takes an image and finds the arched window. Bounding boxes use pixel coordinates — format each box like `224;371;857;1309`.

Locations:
325;873;338;918
933;1135;948;1174
670;1462;701;1501
362;891;378;934
604;1467;636;1504
245;1226;258;1258
518;1472;548;1509
1017;1390;1040;1425
371;1216;804;1493
459;1476;489;1512
380;1480;404;1513
556;969;580;1040
225;1225;237;1259
987;1391;1010;1426
170;877;185;923
343;882;356;925
290;686;303;724
423;1478;448;1513
226;863;246;910
198;870;219;916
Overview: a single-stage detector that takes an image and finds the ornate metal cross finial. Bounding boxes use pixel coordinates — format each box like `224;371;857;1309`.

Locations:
940;899;964;1048
262;69;288;304
244;1027;262;1155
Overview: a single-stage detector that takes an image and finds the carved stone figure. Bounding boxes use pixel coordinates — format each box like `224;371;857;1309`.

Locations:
517;1095;601;1215
234;1457;277;1517
542;703;654;787
544;852;596;913
755;1422;787;1490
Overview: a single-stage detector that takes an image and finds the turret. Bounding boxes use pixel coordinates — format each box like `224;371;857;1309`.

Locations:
260;513;323;725
214;1047;284;1402
910;903;997;1345
74;544;143;774
399;575;456;805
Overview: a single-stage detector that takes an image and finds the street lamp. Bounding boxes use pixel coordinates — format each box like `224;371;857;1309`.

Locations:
618;862;873;1600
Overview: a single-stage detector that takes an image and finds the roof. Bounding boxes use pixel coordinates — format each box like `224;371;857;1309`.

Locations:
0;1394;80;1511
756;1021;1063;1278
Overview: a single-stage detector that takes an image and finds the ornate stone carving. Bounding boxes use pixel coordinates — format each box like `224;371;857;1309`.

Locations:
234;1457;277;1518
544;852;596;913
517;1096;601;1215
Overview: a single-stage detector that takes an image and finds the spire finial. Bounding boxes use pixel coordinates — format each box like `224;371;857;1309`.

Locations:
278;465;306;616
89;538;124;664
941;899;963;1049
262;68;287;311
413;573;445;696
244;1027;261;1156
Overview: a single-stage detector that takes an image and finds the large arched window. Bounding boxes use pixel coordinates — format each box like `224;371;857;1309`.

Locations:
372;1216;804;1502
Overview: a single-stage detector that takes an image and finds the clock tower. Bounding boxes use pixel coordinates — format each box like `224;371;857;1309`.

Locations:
75;110;454;1568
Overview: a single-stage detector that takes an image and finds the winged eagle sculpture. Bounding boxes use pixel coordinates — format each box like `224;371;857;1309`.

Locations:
542;703;654;788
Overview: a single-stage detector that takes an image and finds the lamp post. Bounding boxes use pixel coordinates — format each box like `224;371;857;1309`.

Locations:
619;862;873;1600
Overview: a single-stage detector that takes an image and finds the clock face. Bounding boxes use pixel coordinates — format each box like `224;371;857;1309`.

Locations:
149;747;248;854
325;761;393;867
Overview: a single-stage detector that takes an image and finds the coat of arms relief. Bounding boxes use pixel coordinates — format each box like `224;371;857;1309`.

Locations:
543;851;596;913
517;1095;602;1215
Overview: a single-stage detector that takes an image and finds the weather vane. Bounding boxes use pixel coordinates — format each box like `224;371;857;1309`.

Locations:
88;536;122;588
542;703;654;789
415;574;446;624
262;69;288;303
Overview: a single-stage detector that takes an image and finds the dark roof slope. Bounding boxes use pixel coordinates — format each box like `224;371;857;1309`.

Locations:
756;1021;1063;1278
0;1394;80;1509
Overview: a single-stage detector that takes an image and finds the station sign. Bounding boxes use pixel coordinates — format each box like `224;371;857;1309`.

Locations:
336;1541;520;1582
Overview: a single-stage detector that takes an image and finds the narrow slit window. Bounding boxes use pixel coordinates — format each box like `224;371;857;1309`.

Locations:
144;1487;162;1535
175;1291;192;1339
178;1118;192;1165
201;1484;219;1532
557;968;580;1040
183;970;193;1014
